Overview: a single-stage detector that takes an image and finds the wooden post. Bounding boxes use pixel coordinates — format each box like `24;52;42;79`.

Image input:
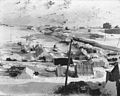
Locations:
64;39;73;91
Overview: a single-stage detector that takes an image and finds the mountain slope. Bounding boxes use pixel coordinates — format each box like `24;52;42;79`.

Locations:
0;0;120;27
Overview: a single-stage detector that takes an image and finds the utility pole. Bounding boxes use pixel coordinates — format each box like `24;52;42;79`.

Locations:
64;39;73;91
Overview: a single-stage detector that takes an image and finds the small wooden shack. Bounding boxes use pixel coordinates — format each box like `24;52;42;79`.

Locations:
53;58;73;66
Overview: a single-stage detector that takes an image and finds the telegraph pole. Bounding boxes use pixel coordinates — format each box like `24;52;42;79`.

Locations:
64;39;73;91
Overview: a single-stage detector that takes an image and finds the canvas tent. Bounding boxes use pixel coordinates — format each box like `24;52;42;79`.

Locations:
106;64;120;82
33;44;43;58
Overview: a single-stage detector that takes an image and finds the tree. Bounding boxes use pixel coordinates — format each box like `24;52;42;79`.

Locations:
103;22;111;29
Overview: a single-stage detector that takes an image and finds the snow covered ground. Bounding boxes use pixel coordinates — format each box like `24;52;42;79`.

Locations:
90;31;120;48
0;25;118;96
0;26;36;46
0;25;106;81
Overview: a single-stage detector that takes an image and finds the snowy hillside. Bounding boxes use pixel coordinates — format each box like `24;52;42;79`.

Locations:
0;0;120;27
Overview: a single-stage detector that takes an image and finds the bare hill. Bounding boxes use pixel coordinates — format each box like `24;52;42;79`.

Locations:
0;0;120;27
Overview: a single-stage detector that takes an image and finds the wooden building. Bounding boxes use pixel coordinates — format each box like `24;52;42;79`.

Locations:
75;60;94;76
